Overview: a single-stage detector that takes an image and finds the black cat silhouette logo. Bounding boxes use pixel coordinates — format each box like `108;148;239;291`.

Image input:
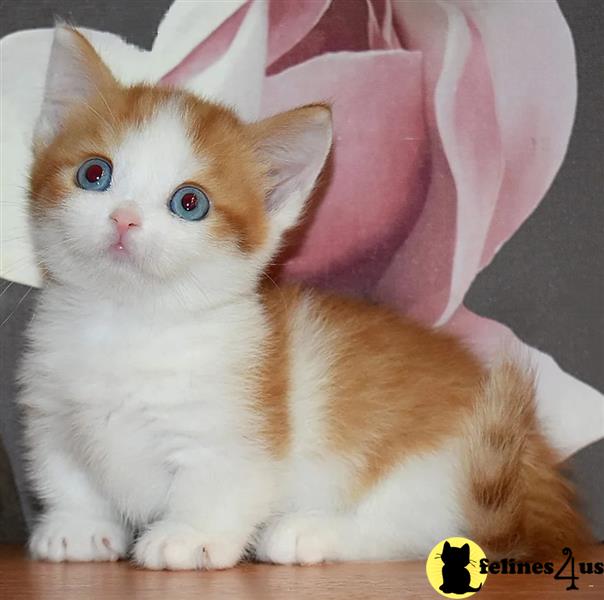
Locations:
439;541;483;594
426;537;488;598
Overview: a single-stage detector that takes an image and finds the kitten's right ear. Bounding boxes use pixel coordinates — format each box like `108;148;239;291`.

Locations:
35;26;117;146
443;541;451;551
248;104;332;252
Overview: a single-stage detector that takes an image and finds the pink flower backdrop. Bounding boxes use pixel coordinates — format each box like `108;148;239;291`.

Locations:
1;0;602;458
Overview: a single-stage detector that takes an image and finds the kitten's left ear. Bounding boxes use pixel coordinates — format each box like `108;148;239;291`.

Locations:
248;104;332;250
35;26;117;146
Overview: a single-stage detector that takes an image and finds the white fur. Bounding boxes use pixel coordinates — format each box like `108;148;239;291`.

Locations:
22;279;276;566
255;444;462;564
278;292;354;513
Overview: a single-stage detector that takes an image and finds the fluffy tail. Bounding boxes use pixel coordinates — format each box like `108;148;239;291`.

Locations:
463;361;592;558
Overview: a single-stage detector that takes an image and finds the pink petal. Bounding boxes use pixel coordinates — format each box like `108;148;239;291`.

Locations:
374;1;472;323
168;0;269;121
367;0;402;50
405;3;503;325
267;0;331;67
268;0;371;75
160;0;332;86
367;0;389;50
445;307;604;459
381;0;402;49
382;0;576;325
263;50;427;296
160;1;250;86
451;1;577;271
435;13;504;324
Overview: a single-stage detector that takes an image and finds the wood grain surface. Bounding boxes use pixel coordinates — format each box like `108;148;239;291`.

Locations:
0;544;602;599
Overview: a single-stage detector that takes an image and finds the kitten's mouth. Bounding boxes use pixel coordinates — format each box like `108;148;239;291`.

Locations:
108;241;131;258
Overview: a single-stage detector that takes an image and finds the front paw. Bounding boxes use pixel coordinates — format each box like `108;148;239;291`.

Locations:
133;521;245;570
255;513;338;565
30;512;129;562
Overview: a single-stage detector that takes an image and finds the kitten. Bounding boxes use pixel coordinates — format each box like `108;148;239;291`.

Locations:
19;27;589;570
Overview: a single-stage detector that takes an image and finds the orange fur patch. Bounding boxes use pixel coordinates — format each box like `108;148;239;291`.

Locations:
252;284;301;458
310;293;485;496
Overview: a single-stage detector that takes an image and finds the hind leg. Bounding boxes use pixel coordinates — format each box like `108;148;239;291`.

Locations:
256;445;466;564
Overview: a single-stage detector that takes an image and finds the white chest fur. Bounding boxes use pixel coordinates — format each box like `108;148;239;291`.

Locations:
22;287;266;522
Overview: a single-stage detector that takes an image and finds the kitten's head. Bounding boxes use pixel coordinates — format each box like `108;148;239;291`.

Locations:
29;27;331;306
441;541;471;567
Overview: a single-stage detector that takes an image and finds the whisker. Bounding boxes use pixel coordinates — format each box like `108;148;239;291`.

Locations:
0;236;31;244
262;271;281;291
82;101;117;135
0;286;33;329
93;83;118;126
261;270;290;313
0;280;15;300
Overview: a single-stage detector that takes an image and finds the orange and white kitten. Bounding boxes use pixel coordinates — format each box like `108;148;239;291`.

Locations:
20;27;588;570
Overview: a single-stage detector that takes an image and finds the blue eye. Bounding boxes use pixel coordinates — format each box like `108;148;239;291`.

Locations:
169;186;210;221
76;157;112;191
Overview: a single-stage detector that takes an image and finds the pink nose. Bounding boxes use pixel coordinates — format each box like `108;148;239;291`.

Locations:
110;207;141;237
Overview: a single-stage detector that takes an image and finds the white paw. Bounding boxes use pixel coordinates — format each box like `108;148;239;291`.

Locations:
133;521;245;570
255;513;338;565
30;513;129;562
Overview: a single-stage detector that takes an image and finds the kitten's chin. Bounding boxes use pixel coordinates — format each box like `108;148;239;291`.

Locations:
42;236;261;308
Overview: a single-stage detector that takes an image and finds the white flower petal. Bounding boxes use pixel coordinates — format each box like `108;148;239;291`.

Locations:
180;0;267;121
152;0;245;75
1;29;54;287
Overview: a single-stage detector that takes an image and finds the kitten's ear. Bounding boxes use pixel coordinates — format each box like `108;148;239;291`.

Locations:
443;541;451;551
35;26;117;146
248;104;332;248
462;543;470;555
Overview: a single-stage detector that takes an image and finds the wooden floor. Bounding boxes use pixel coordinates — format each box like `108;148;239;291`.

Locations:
1;544;602;599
